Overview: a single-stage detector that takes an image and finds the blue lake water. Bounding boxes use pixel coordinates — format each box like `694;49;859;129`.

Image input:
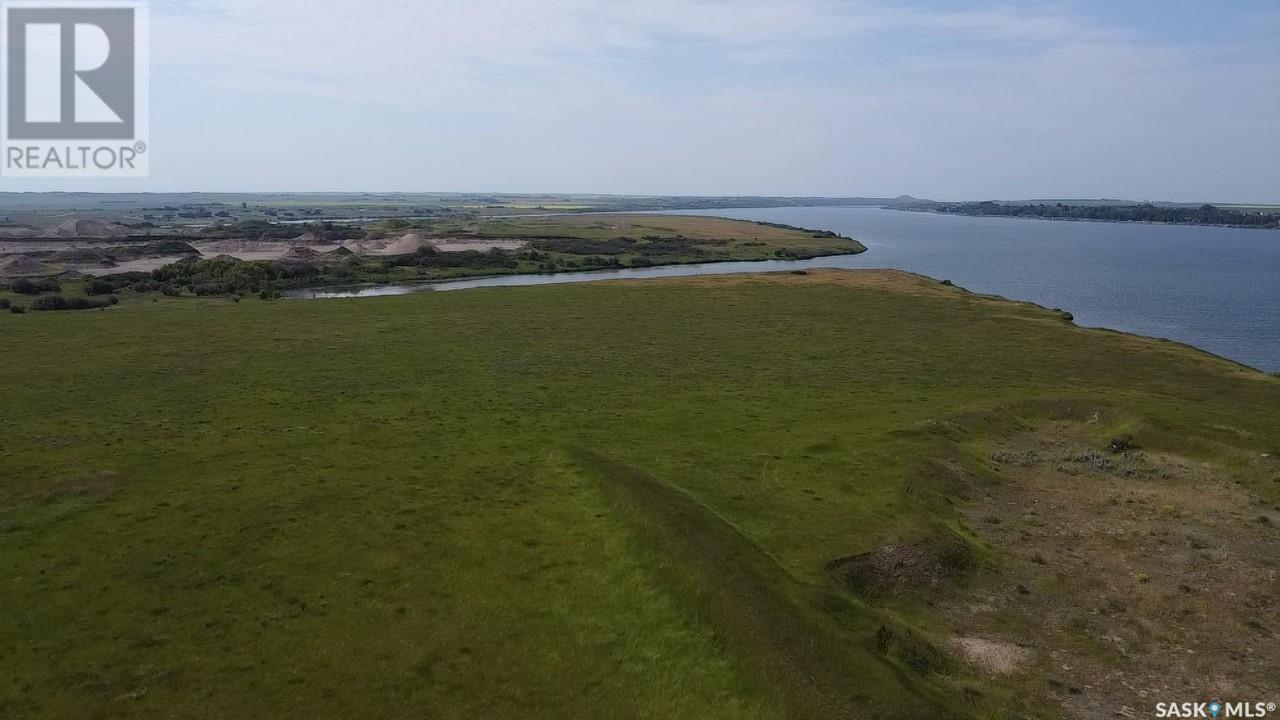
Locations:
666;208;1280;373
294;207;1280;373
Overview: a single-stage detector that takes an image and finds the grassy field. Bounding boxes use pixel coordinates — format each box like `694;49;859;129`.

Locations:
1;270;1277;719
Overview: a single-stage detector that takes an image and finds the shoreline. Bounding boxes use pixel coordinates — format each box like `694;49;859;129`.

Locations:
287;259;1278;377
894;206;1280;230
284;248;867;298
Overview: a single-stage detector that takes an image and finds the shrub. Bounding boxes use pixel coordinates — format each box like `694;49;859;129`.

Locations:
530;237;635;255
10;305;25;314
83;272;148;295
29;295;115;311
579;255;622;268
0;298;8;309
937;537;980;574
1107;436;1138;454
21;278;61;294
85;279;117;295
152;257;319;296
31;295;70;310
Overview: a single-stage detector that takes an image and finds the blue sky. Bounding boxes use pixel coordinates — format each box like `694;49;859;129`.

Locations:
10;0;1280;201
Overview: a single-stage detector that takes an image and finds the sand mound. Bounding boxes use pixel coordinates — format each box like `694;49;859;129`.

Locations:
54;219;127;238
0;254;55;276
106;240;200;260
381;233;432;255
282;246;321;260
52;248;109;263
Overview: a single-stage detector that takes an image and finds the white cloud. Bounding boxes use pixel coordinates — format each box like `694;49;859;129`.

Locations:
20;1;1273;199
152;1;1125;107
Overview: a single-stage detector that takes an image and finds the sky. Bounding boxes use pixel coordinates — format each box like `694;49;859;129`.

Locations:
7;0;1280;201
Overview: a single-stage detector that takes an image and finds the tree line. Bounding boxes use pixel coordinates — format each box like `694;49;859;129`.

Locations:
917;201;1279;228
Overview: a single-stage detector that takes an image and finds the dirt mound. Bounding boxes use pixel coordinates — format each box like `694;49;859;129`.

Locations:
107;240;200;260
326;246;356;257
281;246;321;260
0;225;39;239
826;543;947;597
198;239;281;254
381;233;431;255
0;254;55;276
341;241;374;255
290;233;320;245
51;248;109;263
54;219;127;238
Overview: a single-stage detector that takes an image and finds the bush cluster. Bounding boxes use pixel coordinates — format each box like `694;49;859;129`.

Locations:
85;273;147;295
383;247;519;271
929;201;1280;228
30;295;119;311
9;278;61;295
152;256;318;295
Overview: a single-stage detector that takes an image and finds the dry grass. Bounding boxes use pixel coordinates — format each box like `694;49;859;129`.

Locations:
942;421;1280;717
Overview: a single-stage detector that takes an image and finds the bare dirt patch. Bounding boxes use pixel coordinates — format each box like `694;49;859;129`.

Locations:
826;542;947;598
941;423;1280;718
54;219;128;238
432;238;527;252
77;257;182;276
952;637;1032;675
357;234;526;255
194;239;296;261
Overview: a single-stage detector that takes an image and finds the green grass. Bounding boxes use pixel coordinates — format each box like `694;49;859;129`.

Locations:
0;270;1276;719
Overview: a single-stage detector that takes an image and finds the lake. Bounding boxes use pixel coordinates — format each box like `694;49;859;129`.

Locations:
294;207;1280;373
